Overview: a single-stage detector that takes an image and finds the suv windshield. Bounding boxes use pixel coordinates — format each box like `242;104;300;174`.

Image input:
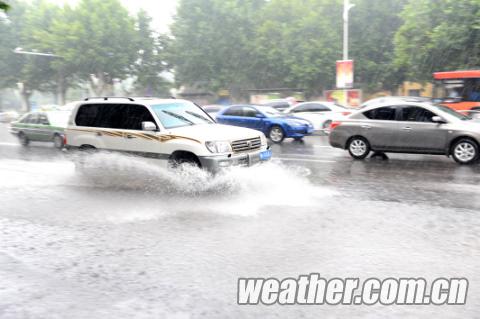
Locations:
152;102;214;129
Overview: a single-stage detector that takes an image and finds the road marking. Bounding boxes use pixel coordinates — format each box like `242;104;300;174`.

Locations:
275;157;337;163
0;142;19;147
278;153;344;158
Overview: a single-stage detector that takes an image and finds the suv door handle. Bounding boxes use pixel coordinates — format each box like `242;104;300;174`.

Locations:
361;125;371;129
402;127;412;131
125;134;137;139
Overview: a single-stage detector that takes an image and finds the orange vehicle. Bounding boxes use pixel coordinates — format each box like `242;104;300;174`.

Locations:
433;70;480;113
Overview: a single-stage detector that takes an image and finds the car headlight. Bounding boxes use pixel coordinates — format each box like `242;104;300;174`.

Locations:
287;120;306;127
205;141;232;153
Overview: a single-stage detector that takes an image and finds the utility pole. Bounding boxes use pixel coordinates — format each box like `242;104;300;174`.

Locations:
343;0;355;60
13;48;66;106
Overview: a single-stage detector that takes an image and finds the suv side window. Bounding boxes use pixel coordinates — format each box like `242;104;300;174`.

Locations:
124;104;157;130
363;106;396;121
76;104;101;127
76;104;156;129
223;106;243;116
76;104;127;128
398;106;436;122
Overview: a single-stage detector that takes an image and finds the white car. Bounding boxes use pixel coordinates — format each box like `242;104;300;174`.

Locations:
65;97;271;172
283;102;352;133
0;111;20;123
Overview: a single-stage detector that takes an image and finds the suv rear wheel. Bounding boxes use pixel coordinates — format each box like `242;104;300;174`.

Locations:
347;137;371;160
452;138;479;164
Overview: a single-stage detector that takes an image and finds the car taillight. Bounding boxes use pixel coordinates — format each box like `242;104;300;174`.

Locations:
330;121;342;130
342;112;351;116
63;135;67;145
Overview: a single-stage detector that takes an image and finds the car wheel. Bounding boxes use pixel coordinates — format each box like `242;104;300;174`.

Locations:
347;137;371;160
53;134;64;149
268;125;285;143
18;132;29;146
451;139;479;164
74;145;97;171
169;153;201;169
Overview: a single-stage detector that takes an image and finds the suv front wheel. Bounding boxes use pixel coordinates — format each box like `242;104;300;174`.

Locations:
169;152;201;169
452;138;479;164
347;137;371;160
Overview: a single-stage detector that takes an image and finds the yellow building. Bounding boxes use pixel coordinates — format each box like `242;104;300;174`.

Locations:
396;81;433;98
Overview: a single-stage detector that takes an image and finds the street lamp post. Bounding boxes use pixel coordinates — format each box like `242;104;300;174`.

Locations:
13;47;63;58
343;0;355;60
13;47;66;107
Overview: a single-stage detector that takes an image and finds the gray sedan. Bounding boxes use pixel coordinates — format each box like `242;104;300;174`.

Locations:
329;98;480;164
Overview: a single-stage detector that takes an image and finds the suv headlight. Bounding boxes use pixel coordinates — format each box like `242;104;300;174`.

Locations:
205;141;232;153
260;134;267;146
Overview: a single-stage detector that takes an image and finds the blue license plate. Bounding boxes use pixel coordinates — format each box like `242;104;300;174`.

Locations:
260;150;272;161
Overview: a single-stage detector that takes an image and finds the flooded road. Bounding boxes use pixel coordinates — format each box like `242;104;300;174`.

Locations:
0;123;479;318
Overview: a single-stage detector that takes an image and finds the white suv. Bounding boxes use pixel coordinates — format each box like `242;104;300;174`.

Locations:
65;97;271;171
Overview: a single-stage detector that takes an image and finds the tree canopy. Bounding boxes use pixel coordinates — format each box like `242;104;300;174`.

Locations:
0;1;9;12
2;0;480;107
395;0;480;82
168;0;412;97
0;0;171;110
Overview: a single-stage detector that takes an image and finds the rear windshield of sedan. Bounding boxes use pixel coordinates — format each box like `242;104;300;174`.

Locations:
151;102;214;129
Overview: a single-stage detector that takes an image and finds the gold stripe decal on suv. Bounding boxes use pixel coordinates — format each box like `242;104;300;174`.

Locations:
69;128;201;144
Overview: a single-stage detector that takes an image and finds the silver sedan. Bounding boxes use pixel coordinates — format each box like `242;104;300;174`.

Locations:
329;98;480;164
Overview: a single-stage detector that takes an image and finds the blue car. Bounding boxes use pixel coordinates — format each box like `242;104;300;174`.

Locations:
216;104;314;143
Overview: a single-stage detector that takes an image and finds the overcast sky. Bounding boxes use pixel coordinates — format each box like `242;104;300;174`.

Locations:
58;0;179;33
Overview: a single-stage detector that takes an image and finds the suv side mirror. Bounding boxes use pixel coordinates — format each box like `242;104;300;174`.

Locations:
255;113;265;118
432;116;447;124
142;121;157;131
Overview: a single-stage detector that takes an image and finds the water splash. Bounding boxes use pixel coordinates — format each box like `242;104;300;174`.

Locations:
0;152;337;220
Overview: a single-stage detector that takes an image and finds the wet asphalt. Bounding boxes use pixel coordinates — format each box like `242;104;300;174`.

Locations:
0;123;479;318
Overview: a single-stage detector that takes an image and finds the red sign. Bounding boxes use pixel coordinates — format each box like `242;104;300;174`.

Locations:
325;89;362;108
336;60;354;89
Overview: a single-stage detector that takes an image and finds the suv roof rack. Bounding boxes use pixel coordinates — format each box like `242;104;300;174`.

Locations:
84;97;135;101
131;96;176;100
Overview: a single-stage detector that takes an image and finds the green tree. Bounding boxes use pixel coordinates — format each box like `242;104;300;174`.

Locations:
252;0;343;97
131;10;171;97
61;0;138;95
22;0;72;105
0;1;9;12
395;0;480;82
349;0;408;92
169;0;265;99
0;0;57;110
